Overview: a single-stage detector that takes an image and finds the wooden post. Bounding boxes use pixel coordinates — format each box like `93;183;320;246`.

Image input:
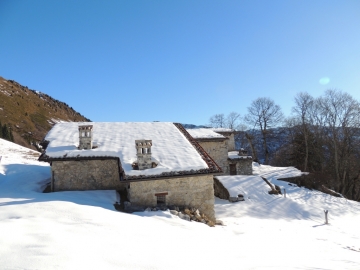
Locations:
324;210;328;224
283;188;286;198
51;171;54;192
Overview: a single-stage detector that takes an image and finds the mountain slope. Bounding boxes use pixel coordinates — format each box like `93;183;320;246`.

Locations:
0;76;90;149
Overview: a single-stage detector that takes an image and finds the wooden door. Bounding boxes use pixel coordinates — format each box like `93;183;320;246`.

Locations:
229;164;237;175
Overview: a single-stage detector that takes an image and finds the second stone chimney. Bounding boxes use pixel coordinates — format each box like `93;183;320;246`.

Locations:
238;148;248;156
135;139;152;170
78;125;93;150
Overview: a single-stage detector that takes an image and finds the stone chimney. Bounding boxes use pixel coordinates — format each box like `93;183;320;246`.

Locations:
238;148;248;156
135;139;152;170
78;125;93;150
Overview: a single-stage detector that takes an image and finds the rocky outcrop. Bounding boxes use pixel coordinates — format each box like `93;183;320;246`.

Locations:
117;203;220;227
169;206;215;227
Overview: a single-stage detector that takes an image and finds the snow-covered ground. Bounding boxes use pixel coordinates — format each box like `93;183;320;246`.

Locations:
1;138;360;269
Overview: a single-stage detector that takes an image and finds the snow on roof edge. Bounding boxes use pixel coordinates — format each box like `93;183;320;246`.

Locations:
186;128;226;139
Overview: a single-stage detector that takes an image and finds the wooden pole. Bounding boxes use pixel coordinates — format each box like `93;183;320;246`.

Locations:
283;188;286;198
324;210;328;224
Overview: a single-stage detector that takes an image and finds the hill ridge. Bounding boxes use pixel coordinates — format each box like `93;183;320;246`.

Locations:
0;76;90;150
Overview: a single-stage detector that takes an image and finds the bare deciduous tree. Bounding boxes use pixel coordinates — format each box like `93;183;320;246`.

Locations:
209;114;226;128
209;112;242;130
318;89;360;197
226;112;241;130
245;97;284;164
244;131;259;162
292;92;314;171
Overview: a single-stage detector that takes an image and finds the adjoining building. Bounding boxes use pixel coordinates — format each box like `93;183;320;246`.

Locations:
186;128;252;176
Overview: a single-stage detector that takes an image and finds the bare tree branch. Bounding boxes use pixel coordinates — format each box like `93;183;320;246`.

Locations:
226;112;241;130
209;114;226;128
245;97;284;164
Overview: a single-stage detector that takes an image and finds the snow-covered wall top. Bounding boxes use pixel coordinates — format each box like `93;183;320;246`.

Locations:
228;151;252;160
186;128;226;139
43;122;209;176
210;128;234;132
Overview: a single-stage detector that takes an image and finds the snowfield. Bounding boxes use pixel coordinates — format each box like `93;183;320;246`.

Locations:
1;138;360;269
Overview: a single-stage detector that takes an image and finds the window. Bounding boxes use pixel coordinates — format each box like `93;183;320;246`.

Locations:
156;195;166;205
155;192;168;205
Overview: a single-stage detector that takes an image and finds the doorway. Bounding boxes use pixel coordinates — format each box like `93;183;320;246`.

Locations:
229;164;237;175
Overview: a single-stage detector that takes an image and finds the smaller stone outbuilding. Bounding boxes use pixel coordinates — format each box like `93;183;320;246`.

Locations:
228;149;253;175
187;128;252;176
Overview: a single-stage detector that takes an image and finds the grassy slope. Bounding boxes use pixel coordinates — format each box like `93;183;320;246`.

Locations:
0;76;90;149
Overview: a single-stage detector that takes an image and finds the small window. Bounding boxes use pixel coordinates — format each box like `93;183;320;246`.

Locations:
81;131;85;137
156;195;166;205
155;192;168;205
142;148;147;154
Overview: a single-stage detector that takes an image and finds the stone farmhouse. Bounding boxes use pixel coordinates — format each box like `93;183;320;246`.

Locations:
186;128;252;176
39;122;222;221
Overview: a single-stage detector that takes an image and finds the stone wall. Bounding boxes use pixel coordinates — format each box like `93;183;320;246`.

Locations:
213;177;230;200
213;132;235;151
197;140;228;174
51;159;127;191
230;159;253;175
128;175;215;222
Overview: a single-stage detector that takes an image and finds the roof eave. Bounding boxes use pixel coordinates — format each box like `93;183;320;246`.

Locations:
38;154;121;162
123;170;218;182
194;137;228;142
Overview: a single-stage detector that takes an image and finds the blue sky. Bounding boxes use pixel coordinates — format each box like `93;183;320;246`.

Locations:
1;1;359;125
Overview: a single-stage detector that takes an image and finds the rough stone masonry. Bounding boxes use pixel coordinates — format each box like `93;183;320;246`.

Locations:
51;159;126;191
127;174;216;222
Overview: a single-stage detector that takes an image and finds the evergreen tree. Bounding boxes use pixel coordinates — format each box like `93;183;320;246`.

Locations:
1;124;14;142
2;124;9;140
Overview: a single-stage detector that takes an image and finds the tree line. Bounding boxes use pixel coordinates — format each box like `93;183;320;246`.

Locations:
208;89;360;201
0;122;14;142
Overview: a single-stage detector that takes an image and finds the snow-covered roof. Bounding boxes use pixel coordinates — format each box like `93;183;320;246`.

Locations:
40;122;221;179
228;151;252;160
186;128;226;140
